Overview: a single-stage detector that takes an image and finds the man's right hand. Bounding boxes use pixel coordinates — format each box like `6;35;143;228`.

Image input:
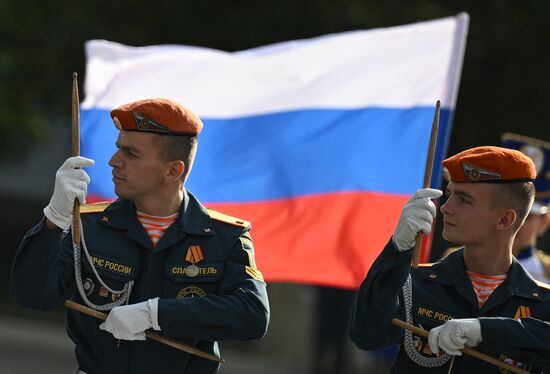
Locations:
392;188;442;252
43;156;95;230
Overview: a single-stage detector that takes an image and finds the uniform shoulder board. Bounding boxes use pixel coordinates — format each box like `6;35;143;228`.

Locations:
534;280;550;291
80;201;112;214
206;208;250;228
418;263;434;268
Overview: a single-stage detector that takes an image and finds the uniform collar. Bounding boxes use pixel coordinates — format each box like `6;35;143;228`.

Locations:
98;190;215;235
423;248;543;303
422;249;479;308
505;257;543;300
422;248;468;287
96;190;215;251
177;189;216;236
97;198;151;248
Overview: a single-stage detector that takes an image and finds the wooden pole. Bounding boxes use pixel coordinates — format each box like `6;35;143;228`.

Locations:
71;72;81;243
411;100;440;268
65;300;225;363
391;318;529;374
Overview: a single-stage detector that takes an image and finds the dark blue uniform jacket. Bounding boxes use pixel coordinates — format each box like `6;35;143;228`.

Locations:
10;190;269;374
350;240;550;373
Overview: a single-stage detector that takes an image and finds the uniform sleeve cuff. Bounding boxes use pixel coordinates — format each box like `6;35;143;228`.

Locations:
148;297;161;331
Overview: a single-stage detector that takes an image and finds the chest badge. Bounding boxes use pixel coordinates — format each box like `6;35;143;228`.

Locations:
83;278;95;296
185;245;204;278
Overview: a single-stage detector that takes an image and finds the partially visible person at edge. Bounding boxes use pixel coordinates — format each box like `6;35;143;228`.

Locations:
350;146;550;373
10;98;270;374
503;133;550;283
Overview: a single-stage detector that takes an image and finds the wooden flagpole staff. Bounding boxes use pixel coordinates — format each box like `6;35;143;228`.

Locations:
72;72;81;243
411;100;440;268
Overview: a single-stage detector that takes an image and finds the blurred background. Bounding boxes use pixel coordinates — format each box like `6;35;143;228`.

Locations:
1;1;549;373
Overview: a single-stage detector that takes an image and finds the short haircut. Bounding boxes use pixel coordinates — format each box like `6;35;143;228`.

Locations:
491;181;535;231
155;135;198;182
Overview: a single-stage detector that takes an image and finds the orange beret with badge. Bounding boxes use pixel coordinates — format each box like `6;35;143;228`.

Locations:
442;146;536;184
110;98;203;136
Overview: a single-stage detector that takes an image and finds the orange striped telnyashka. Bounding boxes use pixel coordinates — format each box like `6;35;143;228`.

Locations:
136;210;179;247
466;270;507;308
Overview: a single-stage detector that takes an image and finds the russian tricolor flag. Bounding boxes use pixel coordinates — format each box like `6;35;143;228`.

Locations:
81;14;469;289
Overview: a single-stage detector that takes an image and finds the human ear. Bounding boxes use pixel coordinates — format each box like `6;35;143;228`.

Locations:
167;161;186;180
496;209;517;231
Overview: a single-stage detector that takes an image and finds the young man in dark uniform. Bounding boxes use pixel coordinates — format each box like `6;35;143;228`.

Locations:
350;146;550;373
10;98;269;374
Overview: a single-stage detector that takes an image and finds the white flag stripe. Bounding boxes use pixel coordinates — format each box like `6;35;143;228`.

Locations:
82;14;468;118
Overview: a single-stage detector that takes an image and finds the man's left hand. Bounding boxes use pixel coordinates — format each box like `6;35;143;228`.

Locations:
428;318;482;356
99;298;161;340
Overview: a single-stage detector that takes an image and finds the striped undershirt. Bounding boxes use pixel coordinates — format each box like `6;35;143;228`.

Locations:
136;210;179;247
466;270;507;307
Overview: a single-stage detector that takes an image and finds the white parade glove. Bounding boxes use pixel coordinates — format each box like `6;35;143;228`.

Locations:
99;298;160;341
43;156;95;230
392;188;442;251
428;318;482;356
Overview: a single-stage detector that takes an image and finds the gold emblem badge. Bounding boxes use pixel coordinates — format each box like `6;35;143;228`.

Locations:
461;163;501;182
177;286;206;298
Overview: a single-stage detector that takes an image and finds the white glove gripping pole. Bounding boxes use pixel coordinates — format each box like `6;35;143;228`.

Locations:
64;300;225;363
69;73;133;311
397;101;451;368
393;317;530;374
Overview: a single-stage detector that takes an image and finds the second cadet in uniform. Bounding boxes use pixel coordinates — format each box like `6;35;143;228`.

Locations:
350;146;550;373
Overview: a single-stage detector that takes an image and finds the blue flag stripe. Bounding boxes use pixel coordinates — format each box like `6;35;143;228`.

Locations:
82;106;451;202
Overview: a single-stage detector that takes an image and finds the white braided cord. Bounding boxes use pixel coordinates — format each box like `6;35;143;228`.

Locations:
402;273;452;368
73;219;133;311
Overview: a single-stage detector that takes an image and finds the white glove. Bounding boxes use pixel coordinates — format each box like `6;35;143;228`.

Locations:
99;298;160;341
428;318;482;356
392;188;442;251
43;156;95;230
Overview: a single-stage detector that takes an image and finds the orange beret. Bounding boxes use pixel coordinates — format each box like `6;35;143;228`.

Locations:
110;98;203;136
442;146;536;183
